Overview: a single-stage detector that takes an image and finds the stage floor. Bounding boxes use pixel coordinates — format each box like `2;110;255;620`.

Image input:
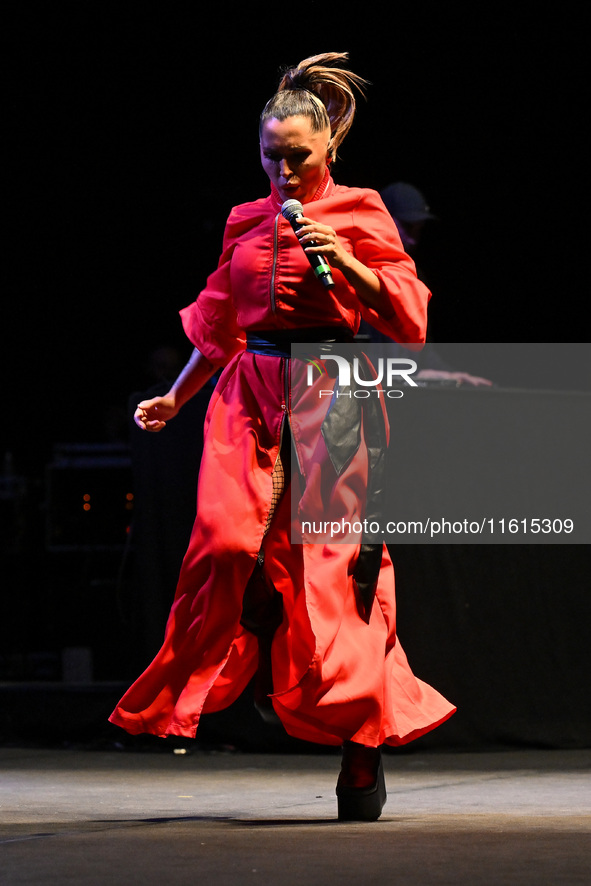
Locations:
1;746;590;885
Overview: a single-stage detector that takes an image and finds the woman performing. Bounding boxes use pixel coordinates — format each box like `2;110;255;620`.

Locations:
109;52;455;821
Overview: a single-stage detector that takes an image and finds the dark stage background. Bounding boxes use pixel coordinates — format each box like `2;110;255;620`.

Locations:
2;4;589;749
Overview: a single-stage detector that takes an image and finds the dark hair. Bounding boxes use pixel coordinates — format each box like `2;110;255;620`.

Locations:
260;52;369;162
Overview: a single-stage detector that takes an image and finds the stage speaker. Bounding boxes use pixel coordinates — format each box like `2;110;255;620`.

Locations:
45;443;133;551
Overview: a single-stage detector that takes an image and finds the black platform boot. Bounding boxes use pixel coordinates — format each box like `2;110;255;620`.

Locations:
336;741;386;821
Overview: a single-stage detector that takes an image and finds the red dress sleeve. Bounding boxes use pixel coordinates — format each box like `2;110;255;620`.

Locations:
179;210;247;368
351;190;431;343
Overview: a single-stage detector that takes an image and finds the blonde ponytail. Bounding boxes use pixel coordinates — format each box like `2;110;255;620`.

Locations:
260;52;369;162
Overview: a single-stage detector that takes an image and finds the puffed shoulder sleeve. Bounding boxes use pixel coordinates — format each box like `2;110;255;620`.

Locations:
352;190;431;343
179;210;247;368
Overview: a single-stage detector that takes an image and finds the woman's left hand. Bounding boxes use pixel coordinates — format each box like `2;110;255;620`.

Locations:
296;215;351;271
295;213;389;314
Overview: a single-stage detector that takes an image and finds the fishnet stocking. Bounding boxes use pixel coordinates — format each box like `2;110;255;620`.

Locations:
264;451;285;535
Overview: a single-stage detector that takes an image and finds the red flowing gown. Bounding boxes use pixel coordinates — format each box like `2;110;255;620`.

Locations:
109;172;456;747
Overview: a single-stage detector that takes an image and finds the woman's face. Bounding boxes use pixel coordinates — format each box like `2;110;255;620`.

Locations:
260;115;331;205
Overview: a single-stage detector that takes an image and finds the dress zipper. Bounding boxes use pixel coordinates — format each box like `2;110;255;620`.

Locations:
282;357;303;477
270;213;280;314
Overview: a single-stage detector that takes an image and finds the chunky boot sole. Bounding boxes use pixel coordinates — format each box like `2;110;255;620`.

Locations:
336;757;386;821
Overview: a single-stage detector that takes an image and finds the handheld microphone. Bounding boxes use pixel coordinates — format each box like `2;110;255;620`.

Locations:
281;199;335;288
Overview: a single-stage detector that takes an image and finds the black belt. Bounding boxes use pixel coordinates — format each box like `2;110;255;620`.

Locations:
246;326;354;358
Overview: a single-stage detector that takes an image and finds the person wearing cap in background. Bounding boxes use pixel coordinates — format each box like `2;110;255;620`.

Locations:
357;182;492;386
380;181;436;257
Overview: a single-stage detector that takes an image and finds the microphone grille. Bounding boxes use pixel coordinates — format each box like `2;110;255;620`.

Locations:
281;199;304;223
